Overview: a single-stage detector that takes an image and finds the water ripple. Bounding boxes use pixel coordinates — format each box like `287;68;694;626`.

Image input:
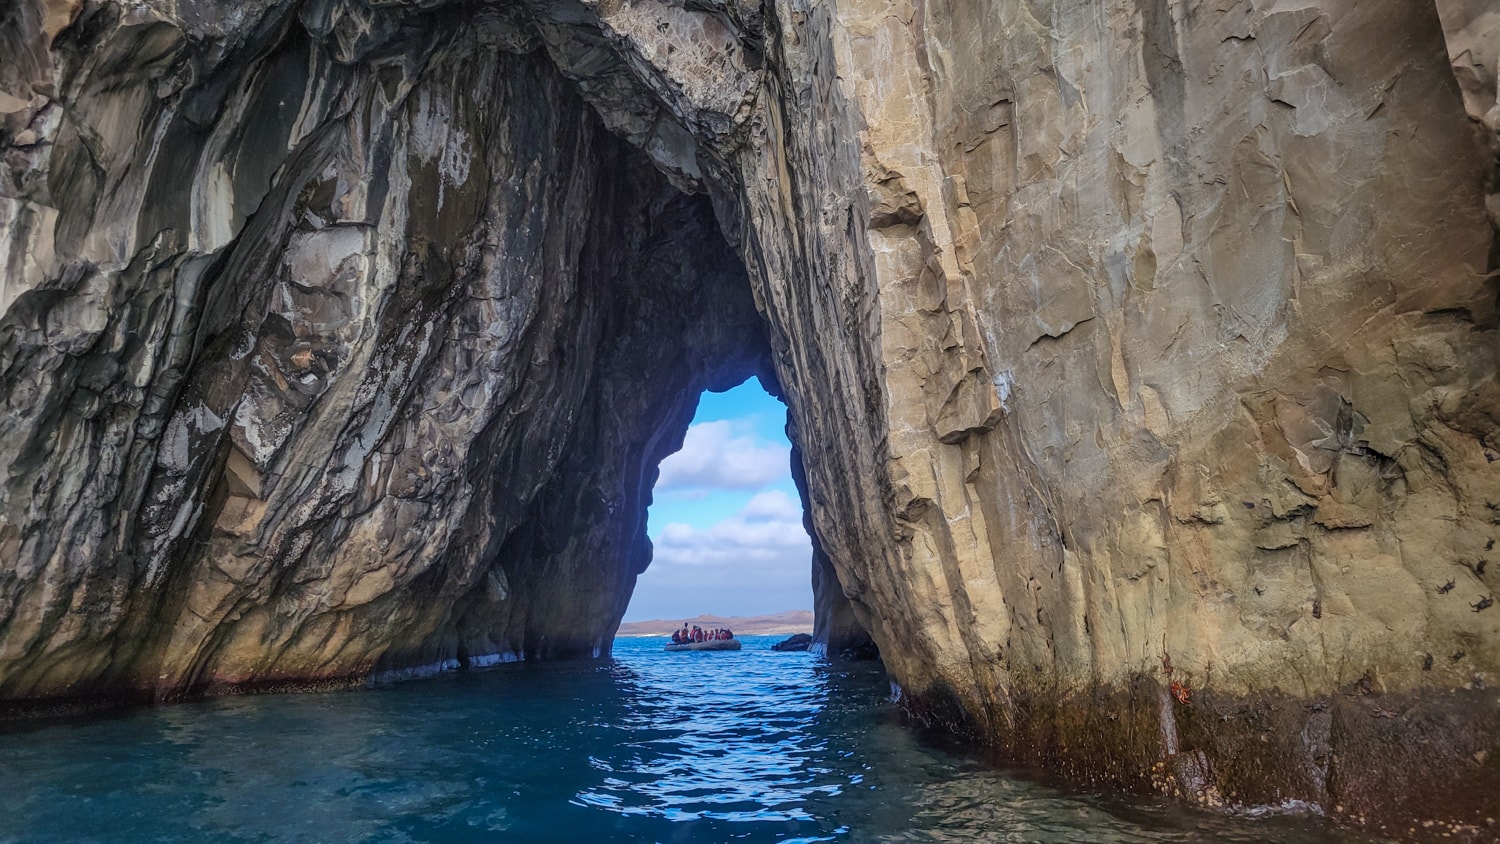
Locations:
0;636;1376;843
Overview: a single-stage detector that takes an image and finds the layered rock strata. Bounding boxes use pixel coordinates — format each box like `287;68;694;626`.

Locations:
3;0;1499;836
743;0;1500;834
745;0;1500;834
0;0;771;698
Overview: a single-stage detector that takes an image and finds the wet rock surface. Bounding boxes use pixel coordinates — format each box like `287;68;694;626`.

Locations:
2;0;1498;836
770;632;811;651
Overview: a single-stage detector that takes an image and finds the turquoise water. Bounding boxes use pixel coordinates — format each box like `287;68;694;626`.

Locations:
0;636;1367;843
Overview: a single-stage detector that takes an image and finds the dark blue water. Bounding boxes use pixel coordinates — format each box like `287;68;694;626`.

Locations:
0;636;1370;843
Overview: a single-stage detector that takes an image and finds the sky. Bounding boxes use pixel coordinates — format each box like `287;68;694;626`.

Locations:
624;376;813;622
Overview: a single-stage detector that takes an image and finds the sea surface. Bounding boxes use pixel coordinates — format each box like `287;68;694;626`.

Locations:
0;635;1374;843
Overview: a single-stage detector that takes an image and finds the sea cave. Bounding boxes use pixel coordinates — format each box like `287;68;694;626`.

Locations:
1;0;1498;836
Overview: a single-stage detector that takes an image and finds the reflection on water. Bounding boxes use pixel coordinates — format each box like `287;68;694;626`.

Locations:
0;636;1373;843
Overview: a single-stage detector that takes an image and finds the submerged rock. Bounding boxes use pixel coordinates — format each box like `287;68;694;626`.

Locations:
1;0;1497;835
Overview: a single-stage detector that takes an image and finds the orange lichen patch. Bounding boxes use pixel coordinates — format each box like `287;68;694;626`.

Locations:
290;348;316;370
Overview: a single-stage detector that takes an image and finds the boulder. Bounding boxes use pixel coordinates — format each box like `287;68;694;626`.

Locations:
771;634;812;652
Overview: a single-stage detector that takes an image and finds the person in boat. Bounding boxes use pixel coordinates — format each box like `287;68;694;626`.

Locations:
670;628;683;644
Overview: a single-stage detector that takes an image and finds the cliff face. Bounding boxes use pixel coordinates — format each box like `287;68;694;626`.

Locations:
750;0;1499;830
3;0;1498;835
0;0;772;695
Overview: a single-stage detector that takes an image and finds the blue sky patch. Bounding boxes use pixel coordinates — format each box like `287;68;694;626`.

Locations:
628;376;813;622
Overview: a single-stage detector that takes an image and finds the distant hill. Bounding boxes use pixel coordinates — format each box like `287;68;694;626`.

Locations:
616;610;813;637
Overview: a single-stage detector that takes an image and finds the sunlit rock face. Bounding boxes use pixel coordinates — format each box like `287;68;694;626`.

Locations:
3;0;1499;834
738;0;1499;832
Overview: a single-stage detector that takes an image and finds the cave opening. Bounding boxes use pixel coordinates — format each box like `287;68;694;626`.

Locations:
0;0;886;699
625;376;813;630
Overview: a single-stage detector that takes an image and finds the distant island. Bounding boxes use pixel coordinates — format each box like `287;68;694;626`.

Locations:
616;610;813;637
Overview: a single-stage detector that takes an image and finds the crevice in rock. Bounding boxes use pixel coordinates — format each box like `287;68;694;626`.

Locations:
790;436;878;662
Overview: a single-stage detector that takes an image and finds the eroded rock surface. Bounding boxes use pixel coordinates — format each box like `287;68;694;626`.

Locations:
2;0;1498;836
741;0;1500;834
0;0;771;698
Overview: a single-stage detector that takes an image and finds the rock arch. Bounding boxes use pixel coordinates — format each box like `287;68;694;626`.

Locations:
3;0;1498;833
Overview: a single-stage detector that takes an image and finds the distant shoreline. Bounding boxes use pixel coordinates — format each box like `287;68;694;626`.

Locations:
613;632;808;638
616;610;813;638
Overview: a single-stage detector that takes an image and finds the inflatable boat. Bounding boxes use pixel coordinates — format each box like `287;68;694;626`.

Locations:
663;638;742;652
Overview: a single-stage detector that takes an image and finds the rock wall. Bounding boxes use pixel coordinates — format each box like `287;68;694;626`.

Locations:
733;0;1500;834
0;0;770;700
3;0;1499;836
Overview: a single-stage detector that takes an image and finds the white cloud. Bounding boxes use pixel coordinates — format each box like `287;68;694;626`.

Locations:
655;420;790;492
631;491;813;619
739;489;802;521
655;490;807;568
